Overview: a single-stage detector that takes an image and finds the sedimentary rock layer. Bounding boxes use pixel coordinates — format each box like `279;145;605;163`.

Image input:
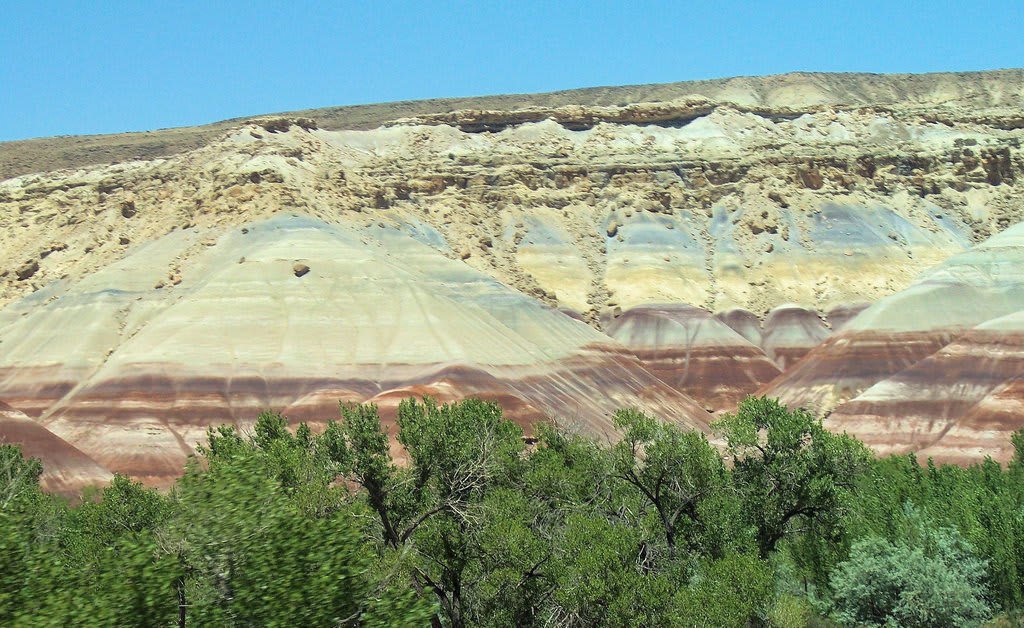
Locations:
0;401;111;495
0;216;710;486
6;69;1023;182
606;304;781;413
761;221;1024;416
760;304;831;370
5;71;1022;323
2;70;1024;482
827;310;1024;464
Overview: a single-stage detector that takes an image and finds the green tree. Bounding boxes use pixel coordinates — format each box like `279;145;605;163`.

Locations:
470;422;616;626
847;449;1024;613
674;552;774;627
323;398;526;627
547;513;677;626
18;530;181;627
173;412;434;626
611;408;733;560
714;396;871;559
1;462;181;627
0;444;47;624
1010;427;1024;470
64;474;172;558
395;397;524;628
0;443;43;511
319;403;407;547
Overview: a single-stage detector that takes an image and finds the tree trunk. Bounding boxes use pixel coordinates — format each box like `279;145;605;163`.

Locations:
365;478;401;547
176;577;187;628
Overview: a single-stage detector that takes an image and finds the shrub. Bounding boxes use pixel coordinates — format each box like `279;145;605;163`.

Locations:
258;117;291;133
830;507;993;627
256;117;317;133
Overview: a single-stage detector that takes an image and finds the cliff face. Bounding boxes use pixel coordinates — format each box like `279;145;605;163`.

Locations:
1;70;1023;491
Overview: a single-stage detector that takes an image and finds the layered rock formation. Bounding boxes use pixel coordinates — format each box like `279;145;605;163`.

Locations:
760;305;831;370
758;222;1024;463
606;305;781;413
2;69;1024;486
827;309;1024;464
0;216;710;486
0;401;111;495
762;222;1024;415
5;74;1022;322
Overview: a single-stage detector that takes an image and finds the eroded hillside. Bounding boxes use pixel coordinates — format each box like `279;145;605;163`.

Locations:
2;70;1024;491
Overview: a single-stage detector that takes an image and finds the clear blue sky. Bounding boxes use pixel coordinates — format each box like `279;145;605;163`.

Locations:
1;0;1022;141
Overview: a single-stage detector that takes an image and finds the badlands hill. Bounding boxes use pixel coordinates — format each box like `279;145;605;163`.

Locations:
2;70;1023;493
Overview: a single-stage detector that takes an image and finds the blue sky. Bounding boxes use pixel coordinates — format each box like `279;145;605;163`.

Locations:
1;0;1022;141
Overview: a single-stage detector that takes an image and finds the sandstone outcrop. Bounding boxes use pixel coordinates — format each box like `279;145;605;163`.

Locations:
4;72;1022;322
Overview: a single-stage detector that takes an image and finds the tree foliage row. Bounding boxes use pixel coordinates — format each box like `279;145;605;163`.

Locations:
2;396;1022;627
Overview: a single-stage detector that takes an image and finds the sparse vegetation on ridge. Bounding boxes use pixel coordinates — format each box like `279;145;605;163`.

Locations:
2;396;1023;626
